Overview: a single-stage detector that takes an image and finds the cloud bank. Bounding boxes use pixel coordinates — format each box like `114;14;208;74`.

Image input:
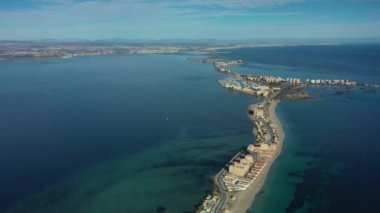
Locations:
0;0;379;40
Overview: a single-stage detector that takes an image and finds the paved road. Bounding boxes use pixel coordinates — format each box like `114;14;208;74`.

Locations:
212;170;227;213
211;152;243;213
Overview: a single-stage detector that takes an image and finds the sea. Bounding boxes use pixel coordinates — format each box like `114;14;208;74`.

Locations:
217;44;380;213
0;44;379;213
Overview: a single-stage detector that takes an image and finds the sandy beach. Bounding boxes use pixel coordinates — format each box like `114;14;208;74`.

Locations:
228;100;285;213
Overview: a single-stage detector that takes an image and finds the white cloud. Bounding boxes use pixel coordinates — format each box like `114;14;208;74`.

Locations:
0;0;304;25
182;0;307;9
1;0;377;40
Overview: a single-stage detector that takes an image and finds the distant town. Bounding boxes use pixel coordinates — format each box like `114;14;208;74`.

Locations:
0;40;341;61
0;41;246;60
208;59;380;91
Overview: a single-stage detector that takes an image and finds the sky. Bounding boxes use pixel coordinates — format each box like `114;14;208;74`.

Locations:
0;0;380;40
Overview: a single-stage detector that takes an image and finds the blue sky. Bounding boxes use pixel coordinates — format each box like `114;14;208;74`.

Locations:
0;0;380;40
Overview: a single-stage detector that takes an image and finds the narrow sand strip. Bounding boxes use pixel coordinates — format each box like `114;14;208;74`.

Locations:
228;100;284;213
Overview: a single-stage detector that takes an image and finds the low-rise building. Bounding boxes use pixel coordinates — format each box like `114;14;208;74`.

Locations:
228;154;254;177
247;143;277;158
249;104;265;118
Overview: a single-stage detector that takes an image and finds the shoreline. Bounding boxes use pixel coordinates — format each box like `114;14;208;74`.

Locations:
229;99;284;213
197;59;288;213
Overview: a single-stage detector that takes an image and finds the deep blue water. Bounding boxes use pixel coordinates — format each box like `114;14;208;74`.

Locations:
218;44;380;84
217;45;380;212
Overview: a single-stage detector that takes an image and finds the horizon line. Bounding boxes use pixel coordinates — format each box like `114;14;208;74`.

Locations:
1;37;380;43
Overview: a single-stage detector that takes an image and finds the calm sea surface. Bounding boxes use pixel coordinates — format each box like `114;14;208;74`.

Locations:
0;54;255;212
1;45;379;213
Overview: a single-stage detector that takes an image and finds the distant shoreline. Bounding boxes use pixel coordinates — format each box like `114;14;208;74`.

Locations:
0;42;342;61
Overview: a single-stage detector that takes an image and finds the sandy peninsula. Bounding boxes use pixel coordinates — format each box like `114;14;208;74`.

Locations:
228;100;285;213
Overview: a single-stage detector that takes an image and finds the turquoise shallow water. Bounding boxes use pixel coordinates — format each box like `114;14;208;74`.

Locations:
250;88;380;213
8;134;253;213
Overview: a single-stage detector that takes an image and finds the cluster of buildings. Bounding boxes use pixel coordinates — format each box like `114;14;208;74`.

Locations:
286;78;302;84
228;154;254;177
245;75;285;83
224;160;253;190
218;78;272;97
253;116;273;143
212;58;380;98
213;60;243;67
306;79;357;86
222;153;267;192
246;103;279;160
245;159;266;180
242;71;379;89
219;103;278;193
244;74;377;88
247;143;277;158
197;194;220;213
245;75;302;85
213;60;243;74
215;65;232;74
248;104;279;143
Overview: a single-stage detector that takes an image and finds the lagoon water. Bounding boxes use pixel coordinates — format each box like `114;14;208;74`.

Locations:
1;45;380;213
0;54;255;212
